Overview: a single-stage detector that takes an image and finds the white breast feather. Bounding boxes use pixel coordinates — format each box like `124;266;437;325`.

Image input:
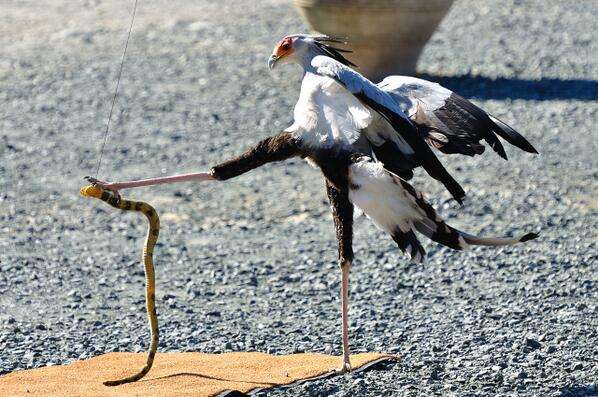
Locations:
290;72;372;149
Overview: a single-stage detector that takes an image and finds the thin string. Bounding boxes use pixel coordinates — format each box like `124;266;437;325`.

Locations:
94;0;139;178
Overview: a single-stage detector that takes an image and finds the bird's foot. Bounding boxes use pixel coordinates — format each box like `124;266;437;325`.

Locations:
330;361;352;375
84;176;120;199
84;176;107;188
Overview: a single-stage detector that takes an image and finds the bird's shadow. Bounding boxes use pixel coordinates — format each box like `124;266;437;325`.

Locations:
559;384;598;397
419;73;598;101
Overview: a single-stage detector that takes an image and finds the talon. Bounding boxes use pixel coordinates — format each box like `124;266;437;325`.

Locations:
85;176;99;185
84;176;117;193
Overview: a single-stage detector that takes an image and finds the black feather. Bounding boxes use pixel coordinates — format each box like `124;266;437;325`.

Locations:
488;114;539;154
434;93;508;160
328;46;353;53
397;179;467;250
313;35;347;44
414;221;466;250
372;140;416;180
313;38;356;67
392;227;426;263
519;232;539;242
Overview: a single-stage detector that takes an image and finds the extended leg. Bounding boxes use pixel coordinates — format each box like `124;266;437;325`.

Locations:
86;172;214;192
340;258;351;372
86;132;301;191
326;180;354;373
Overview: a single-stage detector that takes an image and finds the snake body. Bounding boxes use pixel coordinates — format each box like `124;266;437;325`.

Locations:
80;185;159;386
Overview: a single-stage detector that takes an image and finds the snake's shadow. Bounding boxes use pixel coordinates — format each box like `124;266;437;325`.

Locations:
142;372;277;386
140;357;398;391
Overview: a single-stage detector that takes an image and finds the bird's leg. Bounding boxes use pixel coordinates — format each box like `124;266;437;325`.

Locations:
85;172;214;193
339;258;351;373
325;180;354;374
209;132;300;181
84;131;301;192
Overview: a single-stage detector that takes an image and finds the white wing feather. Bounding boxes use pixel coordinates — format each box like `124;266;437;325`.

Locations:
377;75;452;118
377;76;455;137
348;160;421;235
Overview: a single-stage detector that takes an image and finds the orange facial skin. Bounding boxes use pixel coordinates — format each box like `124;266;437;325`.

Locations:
273;36;294;59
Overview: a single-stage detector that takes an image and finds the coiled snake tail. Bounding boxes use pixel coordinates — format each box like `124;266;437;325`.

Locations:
80;185;160;386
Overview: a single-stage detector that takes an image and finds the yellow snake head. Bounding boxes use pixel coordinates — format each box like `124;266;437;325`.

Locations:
80;184;104;198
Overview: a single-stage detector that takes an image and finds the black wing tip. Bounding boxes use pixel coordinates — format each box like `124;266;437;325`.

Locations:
515;140;539;154
519;232;539;242
450;185;466;206
493;142;508;160
506;135;539;155
329;46;353;53
489;114;539;155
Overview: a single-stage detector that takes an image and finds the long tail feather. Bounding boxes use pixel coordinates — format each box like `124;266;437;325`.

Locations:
489;114;539;154
408;179;539;248
416;219;539;248
459;231;539;246
414;220;468;250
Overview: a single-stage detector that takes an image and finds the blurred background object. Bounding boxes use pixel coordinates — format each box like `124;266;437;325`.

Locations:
294;0;454;81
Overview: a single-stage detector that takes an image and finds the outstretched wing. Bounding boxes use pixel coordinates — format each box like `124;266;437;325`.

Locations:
312;55;466;204
378;76;538;158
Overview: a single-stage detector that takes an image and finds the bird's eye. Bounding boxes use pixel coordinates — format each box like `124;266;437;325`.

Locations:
282;43;289;50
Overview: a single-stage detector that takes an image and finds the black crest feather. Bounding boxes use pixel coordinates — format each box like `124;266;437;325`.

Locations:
312;35;357;67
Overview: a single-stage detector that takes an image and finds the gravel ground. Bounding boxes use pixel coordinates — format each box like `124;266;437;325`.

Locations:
1;0;597;396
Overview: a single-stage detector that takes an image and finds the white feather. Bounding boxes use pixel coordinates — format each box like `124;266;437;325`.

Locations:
312;56;411;121
347;160;422;235
290;72;372;149
311;56;418;157
377;75;452;117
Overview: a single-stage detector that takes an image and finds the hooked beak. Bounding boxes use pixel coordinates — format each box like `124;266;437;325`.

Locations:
267;55;278;70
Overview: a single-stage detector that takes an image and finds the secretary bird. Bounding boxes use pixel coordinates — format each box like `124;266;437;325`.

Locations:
87;34;539;373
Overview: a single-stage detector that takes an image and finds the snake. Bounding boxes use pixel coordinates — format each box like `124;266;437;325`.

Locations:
80;184;160;386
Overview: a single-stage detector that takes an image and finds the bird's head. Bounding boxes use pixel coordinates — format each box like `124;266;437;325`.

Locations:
268;34;355;70
268;35;297;69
